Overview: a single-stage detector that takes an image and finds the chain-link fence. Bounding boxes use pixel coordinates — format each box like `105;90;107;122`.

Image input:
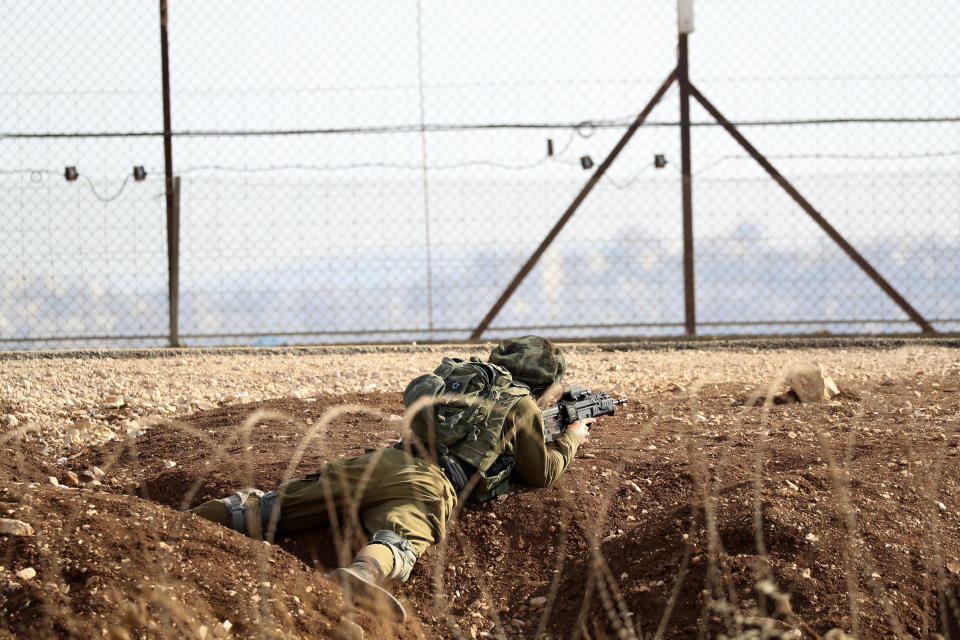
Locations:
2;1;958;349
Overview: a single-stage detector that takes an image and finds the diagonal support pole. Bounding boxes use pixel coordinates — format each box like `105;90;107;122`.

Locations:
687;82;935;334
469;69;678;341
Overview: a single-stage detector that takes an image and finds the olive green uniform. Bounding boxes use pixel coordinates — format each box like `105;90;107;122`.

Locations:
192;394;578;558
193;335;575;589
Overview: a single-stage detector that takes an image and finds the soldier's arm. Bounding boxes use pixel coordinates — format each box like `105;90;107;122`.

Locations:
510;395;581;488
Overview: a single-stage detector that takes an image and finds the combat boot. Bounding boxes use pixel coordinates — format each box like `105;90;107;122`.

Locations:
334;558;407;624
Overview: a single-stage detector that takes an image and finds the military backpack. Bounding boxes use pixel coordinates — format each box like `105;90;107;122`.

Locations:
401;356;530;501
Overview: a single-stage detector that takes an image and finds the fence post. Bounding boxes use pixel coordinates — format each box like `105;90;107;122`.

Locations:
678;30;696;336
159;0;179;347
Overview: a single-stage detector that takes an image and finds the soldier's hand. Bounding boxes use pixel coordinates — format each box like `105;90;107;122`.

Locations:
568;418;595;447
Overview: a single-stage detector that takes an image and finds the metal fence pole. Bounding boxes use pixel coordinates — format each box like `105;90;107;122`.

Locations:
678;32;696;336
159;0;179;347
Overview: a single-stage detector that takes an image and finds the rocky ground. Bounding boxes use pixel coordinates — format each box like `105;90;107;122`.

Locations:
0;339;959;639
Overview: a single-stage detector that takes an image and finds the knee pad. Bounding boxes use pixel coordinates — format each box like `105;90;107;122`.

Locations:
224;488;279;539
370;530;418;582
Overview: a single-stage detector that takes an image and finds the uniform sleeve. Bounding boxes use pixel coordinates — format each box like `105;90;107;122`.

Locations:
508;395;580;488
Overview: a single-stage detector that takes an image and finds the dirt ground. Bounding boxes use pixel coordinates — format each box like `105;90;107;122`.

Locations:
1;342;959;639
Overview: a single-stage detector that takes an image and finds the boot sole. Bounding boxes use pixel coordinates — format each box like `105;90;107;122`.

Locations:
333;567;407;624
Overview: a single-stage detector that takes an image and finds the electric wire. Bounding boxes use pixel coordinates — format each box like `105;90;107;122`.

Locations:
3;139;957;198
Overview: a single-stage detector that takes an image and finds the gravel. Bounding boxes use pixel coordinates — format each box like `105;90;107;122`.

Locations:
1;338;958;462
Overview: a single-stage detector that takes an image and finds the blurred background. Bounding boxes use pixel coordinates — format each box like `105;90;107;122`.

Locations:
2;0;958;349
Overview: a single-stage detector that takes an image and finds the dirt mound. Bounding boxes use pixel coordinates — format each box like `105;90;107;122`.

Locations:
2;374;960;639
0;482;347;639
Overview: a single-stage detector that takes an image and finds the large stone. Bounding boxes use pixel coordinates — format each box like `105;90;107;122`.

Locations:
785;362;838;402
0;519;34;537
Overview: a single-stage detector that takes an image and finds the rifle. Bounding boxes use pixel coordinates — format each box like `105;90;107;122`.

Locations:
541;386;627;443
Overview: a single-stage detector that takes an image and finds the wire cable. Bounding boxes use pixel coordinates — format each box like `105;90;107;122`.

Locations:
4;116;960;140
81;174;134;203
693;150;960;176
0;169;139;202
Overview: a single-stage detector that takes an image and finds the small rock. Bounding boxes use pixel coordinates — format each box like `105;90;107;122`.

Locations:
61;471;80;487
4;581;21;592
102;396;124;409
16;567;37;580
91;466;105;479
529;596;547;607
48;476;59;486
805;533;819;543
164;460;177;469
211;619;232;638
938;502;947;512
74;417;92;430
196;625;209;640
3;415;18;427
0;519;35;537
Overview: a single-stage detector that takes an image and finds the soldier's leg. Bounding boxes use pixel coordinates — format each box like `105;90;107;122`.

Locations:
350;450;456;582
190;448;455;558
190;449;409;538
188;453;366;538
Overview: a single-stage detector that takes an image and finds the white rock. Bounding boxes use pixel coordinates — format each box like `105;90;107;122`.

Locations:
212;620;233;638
164;460;177;469
805;532;819;543
0;519;35;537
785;362;829;402
102;396;124;409
16;567;37;580
48;476;59;486
938;502;947;512
529;596;548;607
3;415;18;427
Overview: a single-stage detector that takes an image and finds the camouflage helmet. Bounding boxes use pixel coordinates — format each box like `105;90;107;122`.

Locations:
488;335;565;395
